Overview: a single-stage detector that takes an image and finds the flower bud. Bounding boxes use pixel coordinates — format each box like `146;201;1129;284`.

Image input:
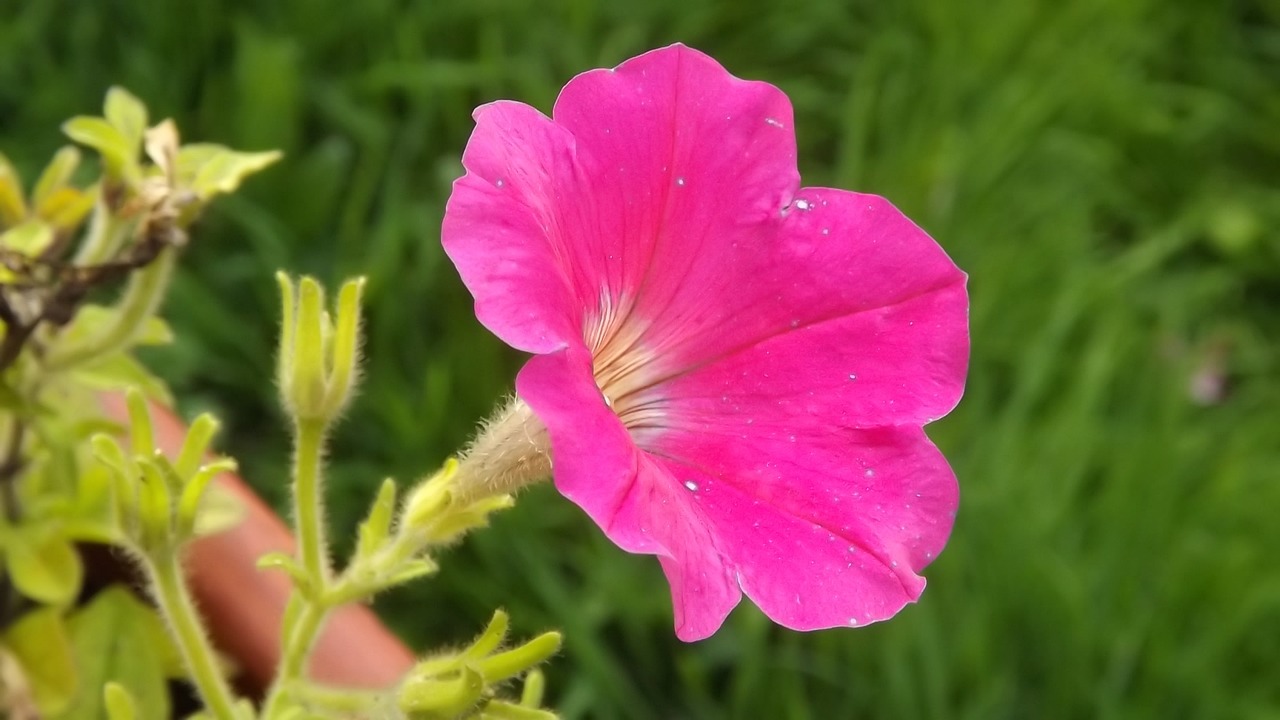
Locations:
276;273;365;423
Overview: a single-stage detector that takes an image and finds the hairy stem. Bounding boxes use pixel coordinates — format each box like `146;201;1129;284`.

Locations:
44;246;176;371
150;554;239;720
293;418;329;586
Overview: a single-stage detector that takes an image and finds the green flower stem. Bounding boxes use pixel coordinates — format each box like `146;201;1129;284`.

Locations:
45;245;176;371
260;601;327;718
260;416;332;718
293;417;329;587
73;199;135;265
149;553;239;720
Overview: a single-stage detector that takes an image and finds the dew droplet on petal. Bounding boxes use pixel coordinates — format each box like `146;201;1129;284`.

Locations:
865;468;876;478
821;227;830;235
684;480;699;492
848;373;857;380
676;177;685;186
495;178;505;187
794;199;811;211
765;117;783;128
848;617;858;626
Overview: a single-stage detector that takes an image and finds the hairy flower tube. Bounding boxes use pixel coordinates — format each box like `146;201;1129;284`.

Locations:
442;44;969;640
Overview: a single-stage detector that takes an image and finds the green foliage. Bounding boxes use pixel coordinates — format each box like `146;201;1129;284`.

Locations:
63;587;178;720
1;1;1275;719
2;606;77;715
0;88;277;718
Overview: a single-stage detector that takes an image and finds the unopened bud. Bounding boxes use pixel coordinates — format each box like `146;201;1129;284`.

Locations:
276;273;365;423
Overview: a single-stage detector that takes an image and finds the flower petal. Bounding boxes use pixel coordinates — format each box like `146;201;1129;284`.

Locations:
442;101;583;353
644;189;969;428
516;345;741;640
651;424;957;631
551;43;800;322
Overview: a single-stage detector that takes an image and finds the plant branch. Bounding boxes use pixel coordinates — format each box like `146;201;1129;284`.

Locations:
149;553;240;720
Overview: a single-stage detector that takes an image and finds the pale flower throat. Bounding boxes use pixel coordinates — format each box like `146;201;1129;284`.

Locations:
451;296;667;503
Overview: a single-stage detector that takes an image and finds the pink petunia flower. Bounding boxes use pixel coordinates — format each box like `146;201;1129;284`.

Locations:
442;44;969;641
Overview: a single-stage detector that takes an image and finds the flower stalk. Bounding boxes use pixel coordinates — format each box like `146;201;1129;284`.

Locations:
148;553;240;720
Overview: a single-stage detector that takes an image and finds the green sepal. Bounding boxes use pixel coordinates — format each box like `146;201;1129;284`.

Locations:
398;663;485;719
475;632;563;685
355;477;398;559
461;610;510;662
480;700;560;720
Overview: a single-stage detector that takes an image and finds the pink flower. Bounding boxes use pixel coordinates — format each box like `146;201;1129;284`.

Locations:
443;44;969;641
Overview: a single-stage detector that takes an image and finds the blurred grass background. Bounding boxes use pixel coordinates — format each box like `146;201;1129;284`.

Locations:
4;0;1280;717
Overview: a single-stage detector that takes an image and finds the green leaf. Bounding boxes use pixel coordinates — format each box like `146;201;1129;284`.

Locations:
59;305;175;348
73;352;174;405
65;463;123;544
0;152;27;224
32;145;82;208
0;219;55;257
6;532;84;605
63;586;171;720
2;606;79;714
104;87;149;153
103;682;139;720
177;143;282;199
62;117;137;181
38;185;97;230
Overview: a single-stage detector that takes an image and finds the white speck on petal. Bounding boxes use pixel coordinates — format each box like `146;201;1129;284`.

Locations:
676;177;685;186
848;617;858;626
765;117;784;128
848;373;857;380
495;178;505;187
684;480;699;492
821;227;830;235
794;199;811;211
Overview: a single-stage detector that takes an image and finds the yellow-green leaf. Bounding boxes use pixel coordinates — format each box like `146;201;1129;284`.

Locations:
2;606;79;714
184;144;282;199
103;682;139;720
39;185;97;231
6;532;83;605
0;219;55;257
104;87;149;153
32;145;82;208
63;586;170;720
0;152;27;224
62;117;136;181
61;305;175;347
73;352;174;406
